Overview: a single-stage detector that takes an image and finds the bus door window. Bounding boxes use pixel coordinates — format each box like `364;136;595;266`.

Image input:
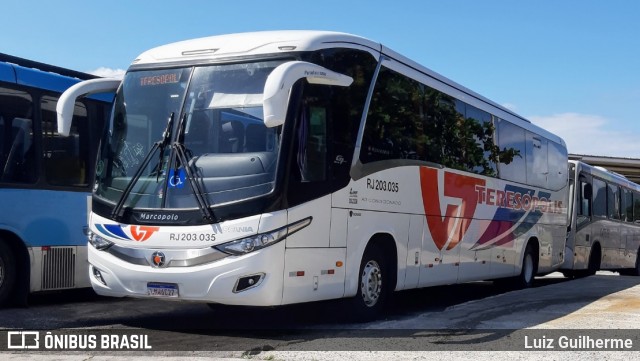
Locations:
0;86;35;183
577;175;592;227
287;83;346;205
296;103;327;183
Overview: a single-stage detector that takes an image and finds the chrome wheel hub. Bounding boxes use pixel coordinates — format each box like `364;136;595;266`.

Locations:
360;260;382;307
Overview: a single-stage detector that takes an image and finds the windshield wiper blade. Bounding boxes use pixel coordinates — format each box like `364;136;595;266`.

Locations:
155;112;175;181
173;143;215;222
173;112;215;222
111;112;175;221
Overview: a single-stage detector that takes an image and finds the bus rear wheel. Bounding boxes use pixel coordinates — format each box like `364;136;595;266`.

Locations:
585;246;601;277
630;249;640;276
0;241;17;307
350;246;389;321
515;243;537;288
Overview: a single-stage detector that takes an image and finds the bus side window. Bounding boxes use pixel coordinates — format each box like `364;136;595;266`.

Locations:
607;183;621;220
42;96;89;187
592;178;607;217
634;192;640;223
0;86;36;183
623;188;633;222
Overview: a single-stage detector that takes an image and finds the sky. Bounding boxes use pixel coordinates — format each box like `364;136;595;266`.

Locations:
2;0;639;158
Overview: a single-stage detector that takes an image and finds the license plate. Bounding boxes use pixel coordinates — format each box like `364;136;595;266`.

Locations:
147;282;178;298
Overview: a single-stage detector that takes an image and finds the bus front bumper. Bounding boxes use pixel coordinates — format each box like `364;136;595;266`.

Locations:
87;241;286;306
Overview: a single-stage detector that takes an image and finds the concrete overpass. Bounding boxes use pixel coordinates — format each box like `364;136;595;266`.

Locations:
569;154;640;183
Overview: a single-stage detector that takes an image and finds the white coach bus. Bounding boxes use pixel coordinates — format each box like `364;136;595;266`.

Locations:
57;31;568;319
563;160;640;277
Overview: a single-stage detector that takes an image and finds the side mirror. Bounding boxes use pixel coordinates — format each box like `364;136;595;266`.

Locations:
57;78;121;136
262;61;353;128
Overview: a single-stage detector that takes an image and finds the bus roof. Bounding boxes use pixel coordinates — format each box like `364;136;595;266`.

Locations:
570;159;640;192
131;30;565;147
0;53;113;102
0;53;97;81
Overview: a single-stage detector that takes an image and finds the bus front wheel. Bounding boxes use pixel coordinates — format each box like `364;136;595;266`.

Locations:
350;246;389;321
0;241;17;307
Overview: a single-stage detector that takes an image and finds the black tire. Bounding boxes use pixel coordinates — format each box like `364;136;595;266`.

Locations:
585;246;601;277
515;243;537;288
350;246;390;322
0;241;17;307
630;249;640;276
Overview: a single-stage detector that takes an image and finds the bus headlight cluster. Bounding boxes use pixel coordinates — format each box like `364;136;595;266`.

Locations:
87;230;114;250
215;217;312;256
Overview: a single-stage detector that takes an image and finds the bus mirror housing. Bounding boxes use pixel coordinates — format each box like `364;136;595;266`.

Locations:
57;78;121;136
263;61;353;128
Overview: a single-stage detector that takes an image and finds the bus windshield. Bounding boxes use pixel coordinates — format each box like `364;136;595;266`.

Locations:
95;60;285;213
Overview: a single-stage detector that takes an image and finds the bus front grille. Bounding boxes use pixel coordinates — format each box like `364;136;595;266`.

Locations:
42;247;76;290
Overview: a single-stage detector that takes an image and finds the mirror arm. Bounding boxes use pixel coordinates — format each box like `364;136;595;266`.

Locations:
57;78;121;136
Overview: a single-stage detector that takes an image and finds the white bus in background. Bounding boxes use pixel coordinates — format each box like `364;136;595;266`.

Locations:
563;160;640;277
57;31;568;319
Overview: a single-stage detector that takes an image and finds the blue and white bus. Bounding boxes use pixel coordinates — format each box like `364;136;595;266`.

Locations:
0;53;113;306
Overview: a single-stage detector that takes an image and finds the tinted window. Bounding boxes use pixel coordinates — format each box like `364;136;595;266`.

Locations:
622;188;633;222
41;95;91;187
297;106;327;182
577;178;591;227
548;141;568;190
361;66;515;177
607;183;620;220
634;192;640;222
592;178;607;217
0;86;36;183
526;132;548;188
496;118;526;183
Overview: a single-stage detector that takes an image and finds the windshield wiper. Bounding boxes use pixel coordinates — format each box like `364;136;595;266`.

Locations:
172;112;215;222
111;112;175;221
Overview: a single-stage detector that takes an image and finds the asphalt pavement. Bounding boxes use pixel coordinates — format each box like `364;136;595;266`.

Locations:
2;271;639;360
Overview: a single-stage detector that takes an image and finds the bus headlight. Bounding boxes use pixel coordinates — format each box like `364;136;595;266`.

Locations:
215;217;312;256
87;231;114;250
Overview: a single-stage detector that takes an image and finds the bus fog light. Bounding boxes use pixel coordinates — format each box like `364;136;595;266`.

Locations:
91;265;107;286
233;273;265;293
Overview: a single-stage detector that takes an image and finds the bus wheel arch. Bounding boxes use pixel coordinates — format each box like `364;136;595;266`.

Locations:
350;233;397;321
0;231;30;307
